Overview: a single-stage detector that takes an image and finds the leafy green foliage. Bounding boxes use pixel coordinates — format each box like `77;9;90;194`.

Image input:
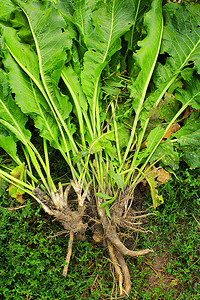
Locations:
0;69;31;154
175;111;200;168
0;0;200;234
141;1;200;122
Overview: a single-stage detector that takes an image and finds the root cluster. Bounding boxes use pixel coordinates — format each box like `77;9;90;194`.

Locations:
33;182;154;297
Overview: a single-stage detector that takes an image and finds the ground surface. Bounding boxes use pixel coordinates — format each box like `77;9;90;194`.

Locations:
0;164;199;299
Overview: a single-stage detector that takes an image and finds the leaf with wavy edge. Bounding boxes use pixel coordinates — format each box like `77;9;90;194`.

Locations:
4;52;63;151
53;0;74;22
120;0;163;171
137;77;200;172
0;65;54;191
3;30;73;154
130;0;163;108
73;0;93;46
0;70;31;142
0;0;16;20
175;111;200;169
15;0;72;115
174;79;200;169
16;0;79;154
0;69;30;162
0;127;21;165
125;0;150;52
161;4;200;74
150;140;179;170
81;0;135;102
76;0;135;137
3;2;77;155
175;77;200;110
140;4;200;125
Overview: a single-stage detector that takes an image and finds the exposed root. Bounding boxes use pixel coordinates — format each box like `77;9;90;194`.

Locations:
107;239;133;297
107;239;124;296
101;213;153;257
62;231;74;277
116;250;131;296
127;213;156;219
32;182;154;298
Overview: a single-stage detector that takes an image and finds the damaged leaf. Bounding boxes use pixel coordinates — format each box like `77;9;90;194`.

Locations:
8;163;26;203
146;175;164;209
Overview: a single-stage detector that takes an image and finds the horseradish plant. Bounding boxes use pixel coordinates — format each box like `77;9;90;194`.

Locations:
0;0;200;296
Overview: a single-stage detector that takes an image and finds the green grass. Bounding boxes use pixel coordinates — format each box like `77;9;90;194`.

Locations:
0;164;200;299
127;164;200;299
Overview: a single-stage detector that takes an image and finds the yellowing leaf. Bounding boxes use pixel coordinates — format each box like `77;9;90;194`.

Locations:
146;176;164;209
8;163;26;203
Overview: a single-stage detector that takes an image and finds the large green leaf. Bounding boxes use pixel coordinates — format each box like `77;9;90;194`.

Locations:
150;140;179;170
73;0;93;46
53;0;74;22
62;65;88;112
0;0;16;21
2;2;77;153
161;4;200;74
4;52;63;150
125;0;151;60
130;0;163;110
16;0;79;154
140;4;200;124
79;0;135;104
175;112;200;169
136;126;165;165
0;68;20;163
174;79;200;169
0;127;20;164
15;0;72;114
3;26;41;83
0;69;31;157
175;77;200;110
149;78;200;170
139;76;200;170
121;0;163;168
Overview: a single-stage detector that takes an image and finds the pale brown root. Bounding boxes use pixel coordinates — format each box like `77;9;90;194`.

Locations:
62;231;74;277
80;180;92;204
107;240;132;297
63;183;71;207
93;223;104;243
32;182;153;299
47;230;68;239
0;204;28;210
116;250;132;296
127;213;156;219
102;215;153;257
107;239;124;296
192;214;200;226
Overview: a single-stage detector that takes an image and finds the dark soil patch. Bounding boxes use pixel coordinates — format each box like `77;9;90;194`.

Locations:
144;252;182;297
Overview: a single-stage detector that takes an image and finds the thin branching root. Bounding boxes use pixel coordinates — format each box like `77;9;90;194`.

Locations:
32;182;154;297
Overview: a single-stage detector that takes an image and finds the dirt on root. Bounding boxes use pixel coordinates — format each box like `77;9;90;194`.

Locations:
33;182;156;298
